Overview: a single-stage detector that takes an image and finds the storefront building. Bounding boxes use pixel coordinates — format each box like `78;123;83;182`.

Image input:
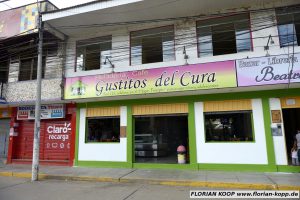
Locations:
7;104;76;166
0;2;75;166
69;57;300;172
43;0;300;172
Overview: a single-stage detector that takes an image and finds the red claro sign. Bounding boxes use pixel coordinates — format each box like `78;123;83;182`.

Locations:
46;122;71;150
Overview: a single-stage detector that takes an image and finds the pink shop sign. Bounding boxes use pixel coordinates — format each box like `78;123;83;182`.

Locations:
236;53;300;87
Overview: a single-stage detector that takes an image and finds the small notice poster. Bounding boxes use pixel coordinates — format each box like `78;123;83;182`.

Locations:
271;110;282;123
17;104;65;120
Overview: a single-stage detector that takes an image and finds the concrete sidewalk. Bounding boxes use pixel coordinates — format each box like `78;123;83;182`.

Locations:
0;164;299;190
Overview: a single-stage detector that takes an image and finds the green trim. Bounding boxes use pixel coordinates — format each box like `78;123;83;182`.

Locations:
74;108;80;166
188;102;197;165
132;116;135;163
277;165;300;173
77;161;131;168
251;112;256;142
205;141;255;143
198;164;277;172
262;98;276;166
72;89;300;173
126;105;133;166
77;88;300;108
133;163;198;170
85;118;88;142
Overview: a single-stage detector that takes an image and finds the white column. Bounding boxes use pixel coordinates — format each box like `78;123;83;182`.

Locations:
269;98;288;165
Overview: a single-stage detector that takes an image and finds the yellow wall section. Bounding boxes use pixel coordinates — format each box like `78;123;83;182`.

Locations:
204;99;252;112
281;97;300;108
132;103;188;115
86;107;120;117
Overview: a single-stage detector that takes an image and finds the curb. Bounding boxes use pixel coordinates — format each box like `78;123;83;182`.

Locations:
1;171;299;190
0;171;119;183
120;178;278;190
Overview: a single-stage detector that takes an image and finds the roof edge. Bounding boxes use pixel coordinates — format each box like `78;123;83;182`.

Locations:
42;0;107;14
0;0;58;12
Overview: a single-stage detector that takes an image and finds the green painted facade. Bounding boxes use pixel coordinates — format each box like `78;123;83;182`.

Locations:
74;88;300;173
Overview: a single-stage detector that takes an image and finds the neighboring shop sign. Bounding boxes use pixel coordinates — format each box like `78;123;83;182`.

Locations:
46;122;71;150
17;104;65;120
65;61;237;99
236;53;300;86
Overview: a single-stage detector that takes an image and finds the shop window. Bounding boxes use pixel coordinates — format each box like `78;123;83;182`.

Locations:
204;111;254;142
134;115;189;164
18;57;46;81
276;7;300;47
76;36;112;71
130;26;175;65
197;14;251;57
86;117;120;142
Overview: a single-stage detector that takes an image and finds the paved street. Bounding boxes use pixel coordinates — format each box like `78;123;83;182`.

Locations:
0;176;210;200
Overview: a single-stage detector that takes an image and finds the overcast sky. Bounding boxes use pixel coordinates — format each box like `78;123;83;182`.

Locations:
0;0;95;11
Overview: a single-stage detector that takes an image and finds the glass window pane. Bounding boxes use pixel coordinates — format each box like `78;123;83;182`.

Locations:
162;39;174;62
162;40;174;62
101;50;111;69
19;59;32;81
162;31;175;62
85;44;101;70
294;13;300;45
130;26;174;65
198;35;213;57
76;47;84;71
197;13;250;56
276;7;300;47
31;57;46;80
212;23;236;56
134;115;189;164
278;24;297;47
277;13;294;25
131;45;142;65
86;117;120;143
31;58;38;80
236;30;251;52
76;36;112;71
205;111;254;142
0;61;8;83
142;36;162;64
197;27;213;57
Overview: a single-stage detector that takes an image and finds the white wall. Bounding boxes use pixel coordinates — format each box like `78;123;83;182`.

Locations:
269;98;288;165
195;99;268;164
120;106;127;126
78;107;127;162
64;8;300;79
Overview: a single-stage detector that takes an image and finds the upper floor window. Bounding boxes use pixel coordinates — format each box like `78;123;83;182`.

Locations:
130;26;175;65
276;7;300;47
0;60;8;83
197;13;251;57
76;35;112;71
18;57;45;81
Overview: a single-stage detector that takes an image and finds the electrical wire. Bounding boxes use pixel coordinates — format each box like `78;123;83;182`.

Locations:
0;8;298;76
